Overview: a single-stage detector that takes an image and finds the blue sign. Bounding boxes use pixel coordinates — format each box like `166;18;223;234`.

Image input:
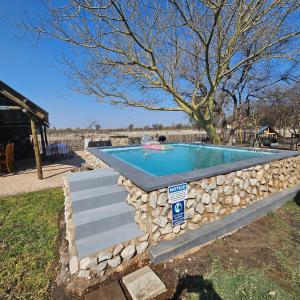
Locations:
172;200;185;226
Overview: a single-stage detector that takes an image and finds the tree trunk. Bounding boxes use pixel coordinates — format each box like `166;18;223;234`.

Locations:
203;122;221;144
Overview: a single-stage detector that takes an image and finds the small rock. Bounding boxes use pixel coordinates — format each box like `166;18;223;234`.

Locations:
185;207;195;219
269;291;276;298
113;244;124;256
157;193;168;206
78;270;90;279
173;225;181;234
149;192;158;209
141;194;148;203
136;242;149;254
224;196;232;205
202;193;211;204
205;203;213;213
69;256;78;275
195;203;205;214
97;251;112;262
80;257;97;270
200;179;208;189
164;233;176;240
186;199;195;208
153;216;168;228
192;214;202;223
249;178;258;186
95;261;107;273
188;189;197;198
108;255;121;268
121;245;136;260
211;190;218;203
160;223;173;234
138;233;149;242
216;175;225;185
224;186;233;195
232;195;240;206
180;221;187;229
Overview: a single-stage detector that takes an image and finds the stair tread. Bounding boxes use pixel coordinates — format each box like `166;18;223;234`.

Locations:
73;201;134;226
76;222;144;258
67;168;118;182
71;184;126;201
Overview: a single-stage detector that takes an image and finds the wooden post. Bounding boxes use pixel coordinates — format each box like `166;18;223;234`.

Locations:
44;126;48;146
40;125;46;159
31;119;43;180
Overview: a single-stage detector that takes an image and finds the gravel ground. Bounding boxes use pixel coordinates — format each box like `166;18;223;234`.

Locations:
0;151;86;198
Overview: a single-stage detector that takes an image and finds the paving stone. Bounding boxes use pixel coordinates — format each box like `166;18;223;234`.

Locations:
122;266;167;300
85;280;126;300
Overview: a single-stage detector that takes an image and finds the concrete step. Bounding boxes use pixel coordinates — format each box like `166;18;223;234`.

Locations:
73;202;136;239
67;168;119;192
76;222;143;258
66;168;144;259
71;184;128;213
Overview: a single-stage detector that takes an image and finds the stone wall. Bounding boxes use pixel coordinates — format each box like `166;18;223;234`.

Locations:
68;151;300;279
85;150;109;169
119;156;300;244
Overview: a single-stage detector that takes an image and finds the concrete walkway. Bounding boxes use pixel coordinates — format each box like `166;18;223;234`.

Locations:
0;151;86;198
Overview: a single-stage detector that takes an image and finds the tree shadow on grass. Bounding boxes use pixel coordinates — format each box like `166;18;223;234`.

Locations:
294;190;300;206
172;274;222;300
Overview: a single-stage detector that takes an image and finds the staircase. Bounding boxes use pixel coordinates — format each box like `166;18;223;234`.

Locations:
67;168;143;258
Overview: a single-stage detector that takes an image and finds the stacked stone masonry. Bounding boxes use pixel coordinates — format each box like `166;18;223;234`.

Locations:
119;156;300;243
68;153;300;278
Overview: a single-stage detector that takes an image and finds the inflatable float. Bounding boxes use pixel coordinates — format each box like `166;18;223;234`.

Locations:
142;142;173;151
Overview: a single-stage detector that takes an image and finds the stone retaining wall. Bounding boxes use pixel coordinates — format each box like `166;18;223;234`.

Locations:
119;156;300;244
69;150;300;279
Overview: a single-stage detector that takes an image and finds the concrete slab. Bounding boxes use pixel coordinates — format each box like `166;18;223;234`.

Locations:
122;266;167;300
85;281;126;300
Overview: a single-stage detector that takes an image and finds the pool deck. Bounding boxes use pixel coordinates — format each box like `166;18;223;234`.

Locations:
87;144;300;192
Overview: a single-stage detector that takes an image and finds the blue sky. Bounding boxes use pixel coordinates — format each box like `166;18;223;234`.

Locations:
0;0;186;129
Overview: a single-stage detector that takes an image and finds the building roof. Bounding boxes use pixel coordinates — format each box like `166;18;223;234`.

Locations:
256;126;282;137
0;80;49;125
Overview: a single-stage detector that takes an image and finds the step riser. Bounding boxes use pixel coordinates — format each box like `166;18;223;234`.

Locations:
69;174;119;192
75;210;136;240
72;190;128;213
76;222;143;258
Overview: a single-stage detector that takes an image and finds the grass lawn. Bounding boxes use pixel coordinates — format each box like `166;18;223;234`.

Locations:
185;200;300;300
0;189;64;299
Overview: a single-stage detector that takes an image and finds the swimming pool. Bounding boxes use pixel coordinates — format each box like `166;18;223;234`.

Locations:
87;143;299;191
101;144;274;176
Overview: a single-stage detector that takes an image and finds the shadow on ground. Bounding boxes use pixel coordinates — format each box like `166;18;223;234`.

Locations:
294;190;300;206
172;274;222;300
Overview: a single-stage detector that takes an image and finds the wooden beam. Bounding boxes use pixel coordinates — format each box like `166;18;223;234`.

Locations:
0;106;22;110
1;90;46;120
31;119;43;180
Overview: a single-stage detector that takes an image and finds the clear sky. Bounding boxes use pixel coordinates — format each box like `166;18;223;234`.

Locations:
0;0;186;129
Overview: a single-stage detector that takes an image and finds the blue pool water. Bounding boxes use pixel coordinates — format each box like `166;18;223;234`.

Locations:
101;144;274;177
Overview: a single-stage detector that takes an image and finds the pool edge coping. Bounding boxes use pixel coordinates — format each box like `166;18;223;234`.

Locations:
87;144;300;192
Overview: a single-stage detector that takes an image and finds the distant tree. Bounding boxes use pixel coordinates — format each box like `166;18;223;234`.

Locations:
87;120;97;130
152;123;163;130
95;124;101;131
143;125;150;130
128;123;134;130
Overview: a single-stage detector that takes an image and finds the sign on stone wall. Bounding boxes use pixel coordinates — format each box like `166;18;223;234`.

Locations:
168;183;187;226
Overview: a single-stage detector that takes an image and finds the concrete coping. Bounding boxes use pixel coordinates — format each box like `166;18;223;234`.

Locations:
87;143;300;192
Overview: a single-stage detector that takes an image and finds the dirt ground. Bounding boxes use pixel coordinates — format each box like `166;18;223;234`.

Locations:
0;151;86;197
53;198;300;300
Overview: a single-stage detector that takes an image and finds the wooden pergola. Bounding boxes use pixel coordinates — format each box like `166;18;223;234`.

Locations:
0;81;49;179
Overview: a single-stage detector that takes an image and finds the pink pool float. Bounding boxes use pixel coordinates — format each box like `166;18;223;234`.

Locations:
142;143;173;151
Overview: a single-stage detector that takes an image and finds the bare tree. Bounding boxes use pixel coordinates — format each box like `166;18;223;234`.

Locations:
25;0;300;143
